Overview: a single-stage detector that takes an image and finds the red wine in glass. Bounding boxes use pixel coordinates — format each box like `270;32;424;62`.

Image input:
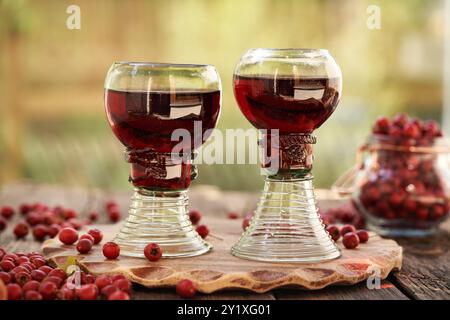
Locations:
105;89;221;190
233;75;341;134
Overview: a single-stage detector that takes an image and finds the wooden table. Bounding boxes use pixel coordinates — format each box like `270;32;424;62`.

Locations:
1;183;449;300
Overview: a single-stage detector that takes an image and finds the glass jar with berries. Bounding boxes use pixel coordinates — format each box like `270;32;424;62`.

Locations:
333;113;450;237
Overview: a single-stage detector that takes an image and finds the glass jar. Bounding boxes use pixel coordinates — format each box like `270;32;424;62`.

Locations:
333;134;450;237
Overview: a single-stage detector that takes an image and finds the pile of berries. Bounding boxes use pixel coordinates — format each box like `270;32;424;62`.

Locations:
358;113;449;224
326;224;369;249
0;247;132;300
0;200;122;242
319;203;365;229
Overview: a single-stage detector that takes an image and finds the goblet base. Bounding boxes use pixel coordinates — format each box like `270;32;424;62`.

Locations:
114;188;212;258
231;175;340;263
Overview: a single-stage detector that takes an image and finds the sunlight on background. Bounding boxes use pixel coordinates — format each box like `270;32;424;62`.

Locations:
0;0;447;190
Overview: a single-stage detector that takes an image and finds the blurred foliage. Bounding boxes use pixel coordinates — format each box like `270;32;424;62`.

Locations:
0;0;446;191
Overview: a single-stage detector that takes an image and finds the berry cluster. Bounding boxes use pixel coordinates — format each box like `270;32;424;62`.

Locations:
326;224;369;249
0;247;132;300
188;210;210;239
319;203;365;229
372;113;442;141
359;113;449;224
0;200;122;242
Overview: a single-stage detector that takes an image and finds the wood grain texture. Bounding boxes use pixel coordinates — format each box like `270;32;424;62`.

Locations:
42;217;402;293
390;225;450;300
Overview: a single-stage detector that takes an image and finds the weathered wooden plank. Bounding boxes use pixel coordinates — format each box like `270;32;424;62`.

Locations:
390;226;450;300
274;280;408;300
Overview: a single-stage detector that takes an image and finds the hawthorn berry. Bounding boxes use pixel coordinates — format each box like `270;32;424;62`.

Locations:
79;233;95;243
88;229;103;244
242;216;251;231
144;243;162;262
326;225;340;242
343;232;360;249
22;280;40;293
108;291;130;300
227;212;239;219
13;222;29;239
6;283;22;300
176;279;196;298
47;224;61;238
77;239;93;254
77;284;98;300
188;210;201;225
103;242;120;259
24;290;43;300
32;224;48;241
356;230;369;243
196;225;209;239
39;281;58;300
58;227;79;245
0;206;14;220
95;275;112;290
340;224;356;236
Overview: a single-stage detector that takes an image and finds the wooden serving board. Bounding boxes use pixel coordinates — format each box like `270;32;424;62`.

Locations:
42;217;402;293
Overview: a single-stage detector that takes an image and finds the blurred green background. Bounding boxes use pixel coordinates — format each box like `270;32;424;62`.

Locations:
0;0;448;191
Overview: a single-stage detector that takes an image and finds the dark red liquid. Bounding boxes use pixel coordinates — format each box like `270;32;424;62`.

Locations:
233;75;341;133
105;89;221;190
105;89;221;152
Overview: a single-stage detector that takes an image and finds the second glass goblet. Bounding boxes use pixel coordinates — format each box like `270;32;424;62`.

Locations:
104;62;221;258
231;49;342;262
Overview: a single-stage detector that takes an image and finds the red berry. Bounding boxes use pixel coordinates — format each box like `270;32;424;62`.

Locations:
196;225;209;239
111;274;126;282
31;269;46;282
227;212;239;219
13;222;29;239
416;208;429;221
22;280;40;293
144;243;163;262
89;211;99;222
101;284;119;298
356;230;369;243
77;284;98;300
403;122;421;139
15;272;31;286
48;268;67;281
102;242;120;259
95;275;112;290
113;278;132;294
0;217;6;232
373;116;390;134
393;113;409;127
64;209;78;220
38;265;53;275
0;206;14;220
176;279;196;298
58;287;76;300
326;225;340;241
32;224;48;241
77;239;93;254
30;258;47;268
340;224;356;236
58;227;78;245
108;209;121;223
188;210;201;225
105;200;118;211
24;290;42;300
88;229;103;244
343;232;360;249
45;276;63;288
47;224;61;238
0;260;15;272
82;273;96;284
108;291;130;300
0;271;12;284
19;203;31;215
79;233;95;243
7;283;22;300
